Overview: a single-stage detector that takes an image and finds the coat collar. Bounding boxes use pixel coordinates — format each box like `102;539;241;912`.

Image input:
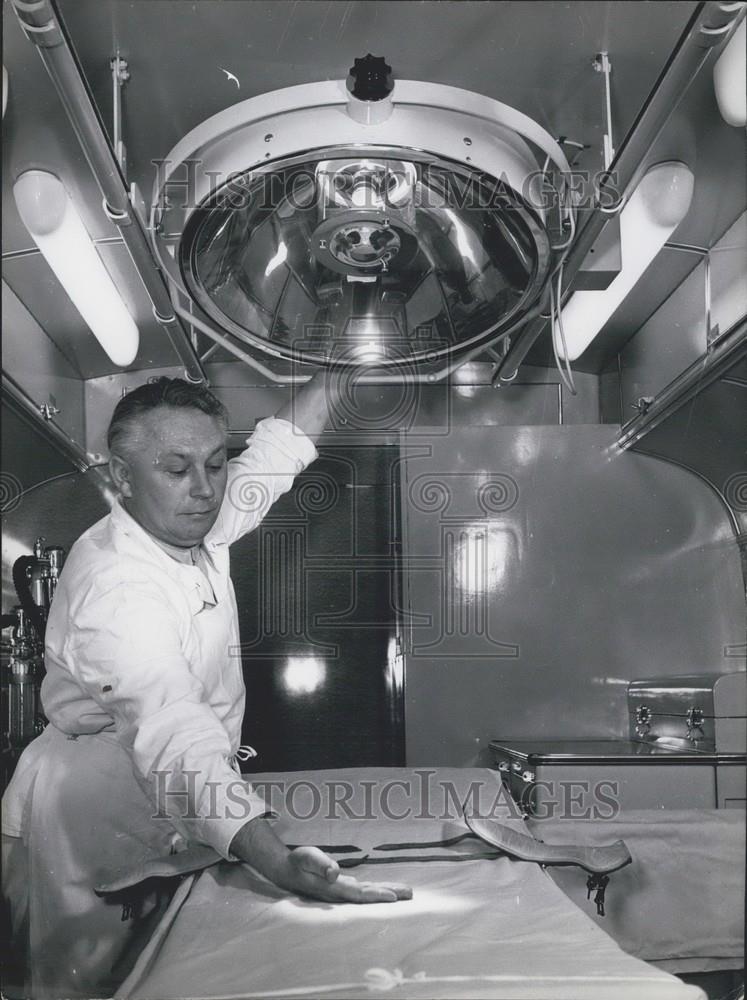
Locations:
108;500;217;606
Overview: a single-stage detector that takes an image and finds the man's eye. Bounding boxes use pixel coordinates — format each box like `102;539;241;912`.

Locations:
167;469;188;477
208;463;225;473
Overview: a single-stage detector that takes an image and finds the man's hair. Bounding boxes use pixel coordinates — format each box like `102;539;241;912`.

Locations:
107;377;228;458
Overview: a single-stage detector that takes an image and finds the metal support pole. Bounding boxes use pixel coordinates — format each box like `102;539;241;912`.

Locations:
493;0;746;384
11;0;207;384
110;55;129;175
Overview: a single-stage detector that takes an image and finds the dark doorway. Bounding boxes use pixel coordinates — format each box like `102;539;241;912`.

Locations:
230;443;405;771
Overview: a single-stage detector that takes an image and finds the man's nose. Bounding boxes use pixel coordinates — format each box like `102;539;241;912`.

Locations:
190;468;215;499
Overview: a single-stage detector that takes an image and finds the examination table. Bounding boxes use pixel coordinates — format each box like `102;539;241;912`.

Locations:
110;767;742;1000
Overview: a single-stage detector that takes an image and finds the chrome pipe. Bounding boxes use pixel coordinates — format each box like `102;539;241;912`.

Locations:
617;318;747;450
10;0;207;385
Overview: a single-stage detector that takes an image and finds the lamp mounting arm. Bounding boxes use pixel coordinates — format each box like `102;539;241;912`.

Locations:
110;54;130;177
592;52;615;171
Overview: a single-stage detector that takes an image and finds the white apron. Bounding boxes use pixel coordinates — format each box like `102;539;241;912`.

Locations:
4;571;245;999
11;726;195;998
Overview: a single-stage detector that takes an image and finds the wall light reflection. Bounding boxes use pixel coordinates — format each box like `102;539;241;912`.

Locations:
282;656;327;695
453;524;514;597
509;428;540;465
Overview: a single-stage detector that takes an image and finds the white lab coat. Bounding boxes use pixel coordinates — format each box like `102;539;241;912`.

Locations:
1;416;317;998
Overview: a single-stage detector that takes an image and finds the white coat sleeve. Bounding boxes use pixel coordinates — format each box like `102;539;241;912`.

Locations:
62;578;268;859
211;416;318;547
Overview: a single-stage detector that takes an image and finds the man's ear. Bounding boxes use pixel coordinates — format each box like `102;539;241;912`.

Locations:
109;453;134;498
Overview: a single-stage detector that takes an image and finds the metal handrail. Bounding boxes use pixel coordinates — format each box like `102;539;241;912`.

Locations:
617;317;747;450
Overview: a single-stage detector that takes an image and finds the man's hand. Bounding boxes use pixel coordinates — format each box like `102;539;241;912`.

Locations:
230;816;413;905
279;845;412;903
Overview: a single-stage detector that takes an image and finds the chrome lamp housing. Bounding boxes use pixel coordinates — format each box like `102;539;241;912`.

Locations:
152;77;573;379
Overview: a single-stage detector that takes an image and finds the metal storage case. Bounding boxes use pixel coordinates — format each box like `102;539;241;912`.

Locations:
490;671;747;813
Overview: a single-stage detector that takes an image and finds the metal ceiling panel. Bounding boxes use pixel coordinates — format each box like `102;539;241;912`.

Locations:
3;0;743;380
54;0;696;195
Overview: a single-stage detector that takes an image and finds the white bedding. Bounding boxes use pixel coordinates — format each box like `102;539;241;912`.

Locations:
117;768;706;1000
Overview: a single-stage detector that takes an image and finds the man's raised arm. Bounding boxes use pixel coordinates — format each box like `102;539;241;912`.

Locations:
274;368;342;444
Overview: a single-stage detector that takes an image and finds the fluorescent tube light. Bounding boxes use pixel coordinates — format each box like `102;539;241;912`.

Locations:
13;170;139;366
714;17;746;127
558;161;695;361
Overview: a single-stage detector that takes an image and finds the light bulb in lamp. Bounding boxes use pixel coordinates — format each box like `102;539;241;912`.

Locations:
13;170;139;367
558;161;695;362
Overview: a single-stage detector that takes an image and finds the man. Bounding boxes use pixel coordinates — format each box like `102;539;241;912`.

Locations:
2;373;410;999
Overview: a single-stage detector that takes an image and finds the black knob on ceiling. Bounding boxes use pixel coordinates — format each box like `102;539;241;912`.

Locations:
347;54;394;102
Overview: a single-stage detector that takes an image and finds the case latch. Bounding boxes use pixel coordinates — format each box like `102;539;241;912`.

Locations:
635;704;652;739
686;707;705;746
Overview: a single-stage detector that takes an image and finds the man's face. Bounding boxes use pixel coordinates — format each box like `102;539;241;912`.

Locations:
113;407;229;548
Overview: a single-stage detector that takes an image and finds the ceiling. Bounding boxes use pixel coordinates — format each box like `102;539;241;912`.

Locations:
2;1;745;378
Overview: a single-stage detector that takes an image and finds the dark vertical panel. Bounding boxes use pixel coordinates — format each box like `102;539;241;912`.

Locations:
233;445;404;771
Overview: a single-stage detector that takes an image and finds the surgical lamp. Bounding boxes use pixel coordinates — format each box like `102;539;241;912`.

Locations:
152;55;576;379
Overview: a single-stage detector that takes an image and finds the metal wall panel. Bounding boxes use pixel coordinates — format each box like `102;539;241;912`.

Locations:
620;212;747;414
400;425;745;766
632;375;747;535
82;361;603;459
1;281;86;448
84;365;186;459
